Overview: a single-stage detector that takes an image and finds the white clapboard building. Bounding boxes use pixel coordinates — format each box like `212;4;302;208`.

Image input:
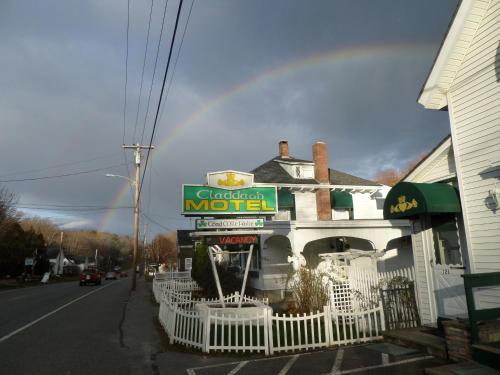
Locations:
415;0;500;315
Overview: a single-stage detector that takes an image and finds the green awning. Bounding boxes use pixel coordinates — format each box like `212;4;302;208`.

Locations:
383;182;461;219
278;189;294;209
331;191;353;209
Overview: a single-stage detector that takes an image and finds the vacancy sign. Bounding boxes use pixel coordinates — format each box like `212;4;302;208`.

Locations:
196;218;264;230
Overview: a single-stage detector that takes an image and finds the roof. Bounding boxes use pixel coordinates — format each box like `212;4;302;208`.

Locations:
329;169;381;187
252;157;318;184
418;0;489;109
251;157;381;186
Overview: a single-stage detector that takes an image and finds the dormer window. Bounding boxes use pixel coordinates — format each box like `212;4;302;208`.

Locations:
295;166;301;178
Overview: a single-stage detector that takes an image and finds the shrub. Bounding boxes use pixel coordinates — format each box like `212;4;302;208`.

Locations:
291;267;330;313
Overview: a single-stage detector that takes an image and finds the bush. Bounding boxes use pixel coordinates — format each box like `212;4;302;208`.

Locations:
291;267;330;313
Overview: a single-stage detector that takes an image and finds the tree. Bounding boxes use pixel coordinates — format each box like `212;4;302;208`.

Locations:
374;153;427;186
149;233;177;266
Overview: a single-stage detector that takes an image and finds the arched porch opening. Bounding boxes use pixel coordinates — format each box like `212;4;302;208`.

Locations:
302;236;376;269
261;235;293;275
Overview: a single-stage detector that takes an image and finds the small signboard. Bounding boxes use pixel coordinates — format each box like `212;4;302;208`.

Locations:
185;257;192;271
196;218;264;230
207;235;259;245
24;257;34;266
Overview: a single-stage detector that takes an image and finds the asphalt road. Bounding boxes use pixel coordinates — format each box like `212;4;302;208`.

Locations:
0;277;145;375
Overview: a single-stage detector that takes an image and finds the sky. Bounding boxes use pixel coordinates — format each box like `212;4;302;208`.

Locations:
0;0;459;237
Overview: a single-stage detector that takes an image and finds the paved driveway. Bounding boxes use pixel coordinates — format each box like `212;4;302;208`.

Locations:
156;343;448;375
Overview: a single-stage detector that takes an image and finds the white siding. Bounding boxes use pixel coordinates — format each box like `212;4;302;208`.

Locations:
294;192;317;221
410;146;456;183
352;193;384;219
411;219;435;325
448;0;500;308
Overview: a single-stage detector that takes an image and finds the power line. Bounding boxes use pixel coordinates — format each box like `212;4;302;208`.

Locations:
132;0;154;143
140;0;170;145
15;205;133;212
140;0;184;197
122;0;134;204
142;212;173;232
0;153;121;178
0;163;128;183
158;0;195;126
18;202;133;208
123;0;130;146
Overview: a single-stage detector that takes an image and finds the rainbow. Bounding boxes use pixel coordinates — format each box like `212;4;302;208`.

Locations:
99;42;437;231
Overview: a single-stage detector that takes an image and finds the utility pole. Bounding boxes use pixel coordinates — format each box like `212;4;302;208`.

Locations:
123;143;154;291
143;222;148;279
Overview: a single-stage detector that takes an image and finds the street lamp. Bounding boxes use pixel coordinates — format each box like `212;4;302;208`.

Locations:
106;172;140;291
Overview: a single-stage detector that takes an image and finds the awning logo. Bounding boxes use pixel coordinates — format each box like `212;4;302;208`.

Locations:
390;195;418;214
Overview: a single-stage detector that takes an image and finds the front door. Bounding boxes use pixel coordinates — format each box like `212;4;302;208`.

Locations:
430;214;468;319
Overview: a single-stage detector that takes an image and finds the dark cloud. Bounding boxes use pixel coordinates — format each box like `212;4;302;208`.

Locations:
0;0;459;235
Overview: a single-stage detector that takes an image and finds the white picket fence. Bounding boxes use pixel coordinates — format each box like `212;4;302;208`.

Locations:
328;265;416;312
155;270;192;280
153;264;413;355
153;277;201;303
157;288;385;355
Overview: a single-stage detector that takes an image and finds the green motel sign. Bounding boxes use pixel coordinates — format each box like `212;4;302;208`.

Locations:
182;185;277;215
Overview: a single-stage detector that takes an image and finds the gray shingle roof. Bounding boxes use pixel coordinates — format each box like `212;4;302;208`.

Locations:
251;157;381;186
329;169;381;186
252;157;318;184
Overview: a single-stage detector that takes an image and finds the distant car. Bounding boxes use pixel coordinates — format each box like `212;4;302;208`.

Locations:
113;266;121;272
119;271;128;278
80;269;101;286
105;271;117;280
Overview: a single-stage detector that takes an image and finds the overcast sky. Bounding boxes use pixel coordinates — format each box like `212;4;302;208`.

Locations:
0;0;459;236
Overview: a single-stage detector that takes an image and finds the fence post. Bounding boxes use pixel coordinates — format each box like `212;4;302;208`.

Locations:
379;300;386;332
169;305;176;344
324;305;333;346
267;308;273;355
202;309;210;353
263;308;270;355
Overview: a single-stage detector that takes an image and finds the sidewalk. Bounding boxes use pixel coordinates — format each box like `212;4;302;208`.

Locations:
121;277;162;375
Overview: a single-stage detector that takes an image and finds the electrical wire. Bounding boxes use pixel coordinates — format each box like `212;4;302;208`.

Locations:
132;0;154;143
142;212;173;232
122;0;134;204
157;0;195;126
140;0;184;197
15;205;133;212
123;0;130;146
17;202;133;208
0;163;128;183
0;153;121;178
140;0;170;145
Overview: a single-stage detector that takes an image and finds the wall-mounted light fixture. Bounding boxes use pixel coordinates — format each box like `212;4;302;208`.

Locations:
489;183;500;208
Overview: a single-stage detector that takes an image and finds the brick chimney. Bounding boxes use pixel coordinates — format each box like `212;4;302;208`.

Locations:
279;140;289;158
313;141;332;221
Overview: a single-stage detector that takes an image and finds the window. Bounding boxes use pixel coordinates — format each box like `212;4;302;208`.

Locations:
295;166;301;178
431;214;462;265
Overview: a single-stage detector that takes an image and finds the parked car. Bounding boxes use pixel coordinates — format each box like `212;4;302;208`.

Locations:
105;271;117;280
119;271;128;278
79;269;101;286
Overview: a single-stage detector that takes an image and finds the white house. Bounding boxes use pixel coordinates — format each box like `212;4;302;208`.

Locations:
416;0;500;312
246;141;412;300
